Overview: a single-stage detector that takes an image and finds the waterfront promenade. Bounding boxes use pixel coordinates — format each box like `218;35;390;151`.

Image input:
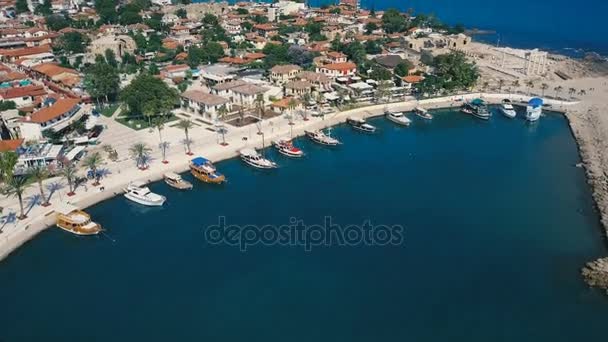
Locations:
0;93;578;261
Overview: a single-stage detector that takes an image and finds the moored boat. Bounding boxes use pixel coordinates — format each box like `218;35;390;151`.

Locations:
500;99;517;118
461;98;490;120
346;117;377;133
273;138;304;158
526;97;543;122
190;157;226;183
240;148;277;169
305;129;341;146
124;181;166;206
414;107;433;120
385;109;412;126
55;203;103;235
164;172;193;190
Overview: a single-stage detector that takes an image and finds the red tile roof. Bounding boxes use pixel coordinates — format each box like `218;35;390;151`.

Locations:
28;98;80;124
0;139;24;152
0;85;47;100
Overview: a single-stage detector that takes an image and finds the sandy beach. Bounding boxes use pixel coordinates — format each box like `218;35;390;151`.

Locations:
0;93;577;262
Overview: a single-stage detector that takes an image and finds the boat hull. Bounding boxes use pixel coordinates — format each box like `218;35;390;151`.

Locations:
386;115;411;126
241;158;277;169
500;108;517;118
276;148;304;158
124;193;166;206
164;179;193;190
57;223;102;236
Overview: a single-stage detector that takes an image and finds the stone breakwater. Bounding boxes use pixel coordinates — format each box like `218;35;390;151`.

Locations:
565;106;608;293
582;258;608;294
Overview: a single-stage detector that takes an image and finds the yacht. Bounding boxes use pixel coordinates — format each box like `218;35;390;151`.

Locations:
460;99;491;120
55;203;102;235
500;99;517;118
190;157;226;184
305;129;341;146
124;181;166;206
526;97;543;122
240;148;277;169
385;110;412;126
346;117;377;133
273;139;304;158
164;172;193;190
414;107;433;120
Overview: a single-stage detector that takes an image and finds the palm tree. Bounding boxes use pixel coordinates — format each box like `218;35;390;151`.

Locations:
142;102;156;131
497;79;504;92
287;98;297;125
481;81;489;92
578;89;587;96
217;105;228;123
176;119;194;155
254;94;265;119
159;141;170;164
569;87;576;98
554;85;563;99
512;80;520;90
0;151;18;183
540;83;548;97
28;164;50;206
61;163;77;196
129;143;152;170
2;175;30;220
525;80;534;95
83;152;103;186
152;116;166;143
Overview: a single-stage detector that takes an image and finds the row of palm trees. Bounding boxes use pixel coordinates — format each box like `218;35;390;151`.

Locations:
482;79;588;99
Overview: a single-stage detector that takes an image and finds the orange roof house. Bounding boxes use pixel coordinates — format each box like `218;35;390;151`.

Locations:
26;98;80;125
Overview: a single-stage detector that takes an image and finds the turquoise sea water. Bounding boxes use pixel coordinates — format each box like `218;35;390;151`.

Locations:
1;108;608;341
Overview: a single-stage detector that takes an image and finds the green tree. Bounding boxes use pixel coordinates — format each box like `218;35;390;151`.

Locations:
129;143;152;169
35;0;52;15
2;175;30;220
382;8;407;34
0;151;18;183
394;61;414;77
104;49;118;67
56;32;90;54
28;165;50;206
120;73;179;117
84;60;120;104
15;0;29;14
176;119;194;155
365;40;382;54
365;22;378;34
176;8;187;19
83;152;103;186
61;163;77;196
202;13;219;27
0;100;16;111
430;51;479;91
46;14;72;31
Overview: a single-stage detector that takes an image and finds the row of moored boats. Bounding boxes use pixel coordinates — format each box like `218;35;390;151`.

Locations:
56;99;545;234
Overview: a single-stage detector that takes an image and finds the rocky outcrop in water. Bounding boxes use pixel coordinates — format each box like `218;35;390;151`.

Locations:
582;258;608;294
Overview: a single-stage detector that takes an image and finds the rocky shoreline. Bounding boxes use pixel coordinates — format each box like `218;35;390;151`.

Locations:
565;107;608;294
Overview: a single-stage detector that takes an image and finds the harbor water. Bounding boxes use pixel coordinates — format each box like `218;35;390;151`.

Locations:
0;109;607;341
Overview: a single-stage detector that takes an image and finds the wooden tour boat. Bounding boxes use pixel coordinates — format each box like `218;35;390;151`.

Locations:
164;172;193;190
55;203;103;235
190;157;226;184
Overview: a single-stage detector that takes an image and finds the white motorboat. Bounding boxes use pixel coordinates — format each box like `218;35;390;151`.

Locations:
124;181;166;206
346;117;377;133
240;148;277;169
273;139;304;158
414;107;433;120
305;129;341;146
500;99;517;118
385;110;412;126
526;97;543;122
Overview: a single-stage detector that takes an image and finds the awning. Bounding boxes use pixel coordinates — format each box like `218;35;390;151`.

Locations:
63;146;85;161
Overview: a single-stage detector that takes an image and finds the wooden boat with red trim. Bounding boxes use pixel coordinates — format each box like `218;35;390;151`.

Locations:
190;157;226;184
55;203;103;235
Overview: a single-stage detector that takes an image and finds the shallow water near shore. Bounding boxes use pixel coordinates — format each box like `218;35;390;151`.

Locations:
1;108;608;341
